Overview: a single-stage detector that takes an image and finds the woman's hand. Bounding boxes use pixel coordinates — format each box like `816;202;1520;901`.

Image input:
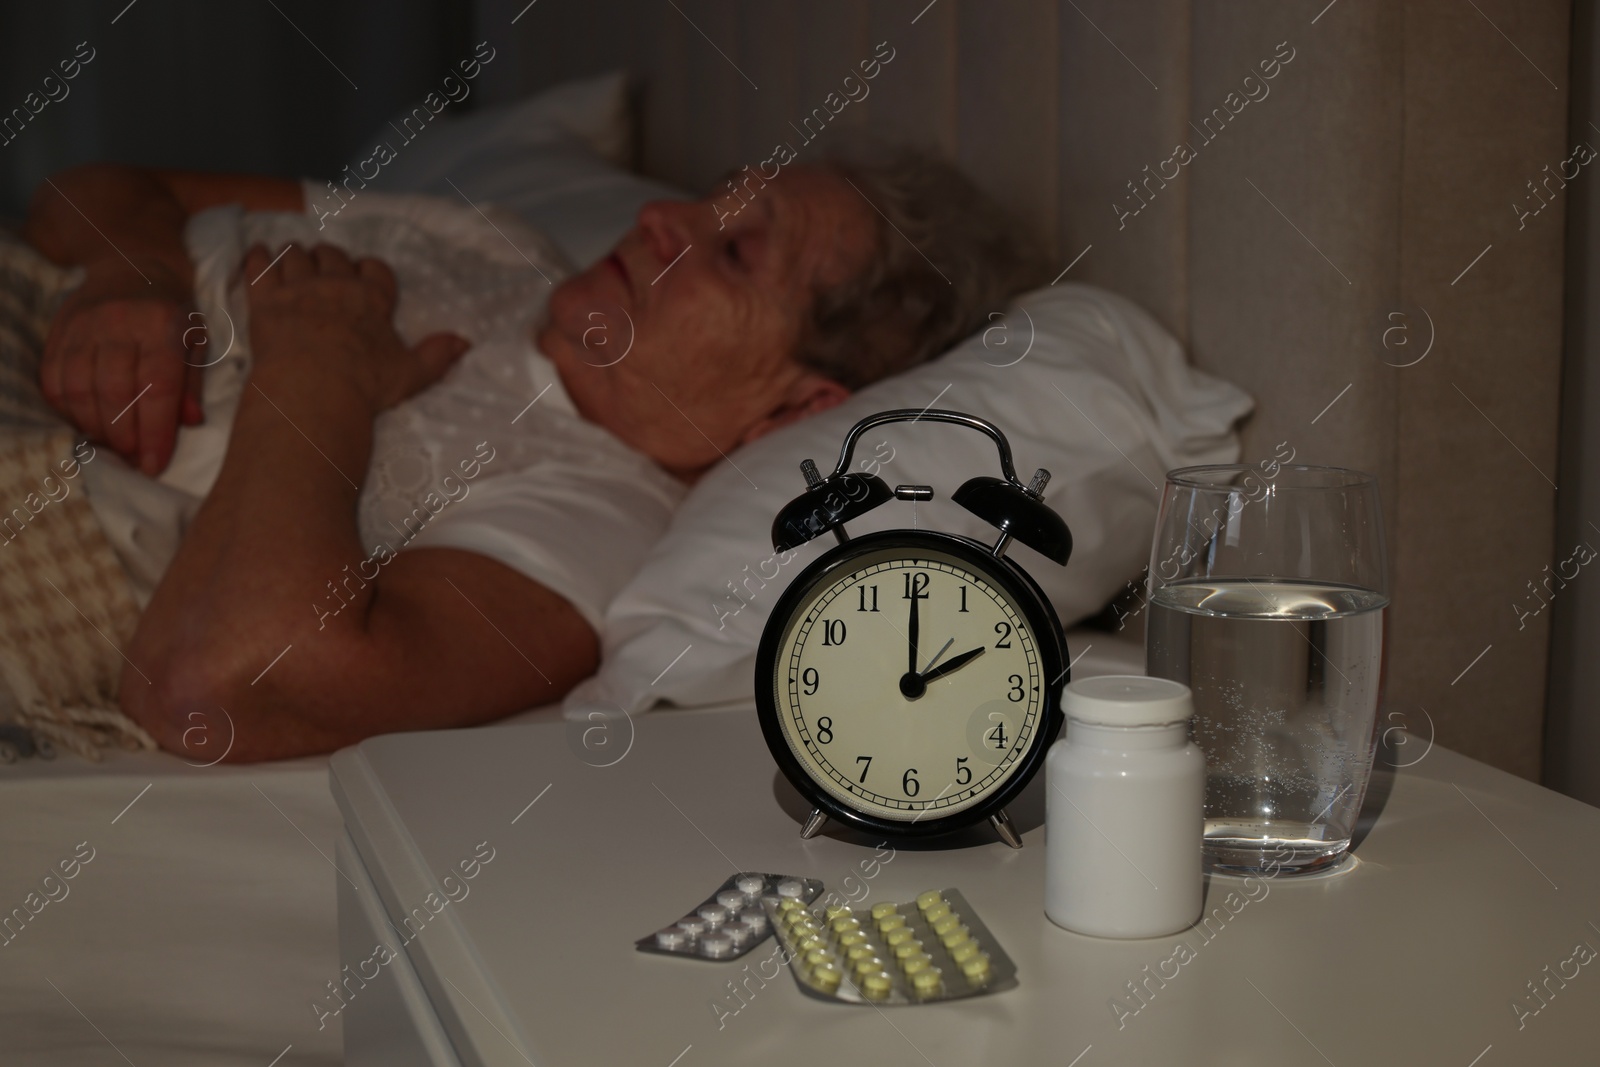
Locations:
40;259;205;476
242;242;469;412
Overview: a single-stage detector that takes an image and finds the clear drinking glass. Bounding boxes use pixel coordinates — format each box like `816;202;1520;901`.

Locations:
1144;463;1388;876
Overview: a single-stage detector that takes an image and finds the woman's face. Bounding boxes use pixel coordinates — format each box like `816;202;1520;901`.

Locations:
537;164;876;480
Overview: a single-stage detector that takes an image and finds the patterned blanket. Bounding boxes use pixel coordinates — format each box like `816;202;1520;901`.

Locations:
0;232;155;759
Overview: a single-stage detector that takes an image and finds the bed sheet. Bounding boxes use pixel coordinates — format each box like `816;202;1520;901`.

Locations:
0;629;1141;1065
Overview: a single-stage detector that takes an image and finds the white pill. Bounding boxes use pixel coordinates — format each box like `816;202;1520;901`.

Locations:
700;933;735;958
716;890;747;910
777;879;805;899
738;907;768;931
676;916;709;936
735;874;766;896
698;904;731;927
655;927;691;949
722;921;755;945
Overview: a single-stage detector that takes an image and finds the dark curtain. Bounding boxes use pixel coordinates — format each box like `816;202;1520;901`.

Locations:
0;0;472;219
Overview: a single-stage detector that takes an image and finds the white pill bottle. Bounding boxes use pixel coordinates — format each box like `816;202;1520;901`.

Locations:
1045;675;1204;938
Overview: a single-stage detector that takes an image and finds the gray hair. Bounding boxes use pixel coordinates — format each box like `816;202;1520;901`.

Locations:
797;149;1048;391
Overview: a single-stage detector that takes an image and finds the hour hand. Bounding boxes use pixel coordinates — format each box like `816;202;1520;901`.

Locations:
919;646;986;685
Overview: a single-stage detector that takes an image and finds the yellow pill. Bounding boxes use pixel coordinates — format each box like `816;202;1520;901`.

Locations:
831;916;862;935
951;940;983;963
825;905;853;921
893;939;926;959
885;927;917;947
853;955;888;977
876;913;907;934
932;914;963;936
799;936;828;953
812;963;843;990
960;954;992;981
899;953;932;975
870;901;900;921
805;948;836;968
839;931;869;949
861;971;894;999
912;968;944;994
922;903;952;924
915;890;943;911
940;927;971;949
847;943;881;962
777;898;801;913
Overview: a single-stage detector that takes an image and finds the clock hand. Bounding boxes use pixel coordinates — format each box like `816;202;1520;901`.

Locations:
919;637;955;675
919;646;986;685
908;585;920;679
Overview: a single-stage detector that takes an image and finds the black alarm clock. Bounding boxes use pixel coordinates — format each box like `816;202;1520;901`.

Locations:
754;409;1072;848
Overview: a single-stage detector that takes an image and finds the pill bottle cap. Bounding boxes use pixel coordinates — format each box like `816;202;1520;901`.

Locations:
1062;675;1193;728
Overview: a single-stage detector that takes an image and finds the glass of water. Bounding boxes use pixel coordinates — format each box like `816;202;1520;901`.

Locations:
1145;463;1388;876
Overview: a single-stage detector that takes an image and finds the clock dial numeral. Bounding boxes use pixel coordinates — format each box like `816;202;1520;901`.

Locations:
987;721;1010;749
959;585;969;612
816;716;833;744
901;571;929;600
1007;674;1025;702
857;584;879;612
803;667;820;695
821;619;847;646
956;756;971;784
856;755;873;782
902;768;920;796
994;621;1013;648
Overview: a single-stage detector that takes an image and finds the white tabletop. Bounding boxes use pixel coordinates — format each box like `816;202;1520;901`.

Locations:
330;706;1600;1067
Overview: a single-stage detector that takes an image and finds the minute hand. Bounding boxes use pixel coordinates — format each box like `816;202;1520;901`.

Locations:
919;646;986;685
908;589;920;677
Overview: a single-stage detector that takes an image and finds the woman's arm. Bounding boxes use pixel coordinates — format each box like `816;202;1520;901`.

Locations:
23;164;303;474
121;243;600;762
24;163;303;270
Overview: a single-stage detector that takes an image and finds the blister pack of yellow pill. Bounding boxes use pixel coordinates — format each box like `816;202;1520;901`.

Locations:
763;888;1018;1004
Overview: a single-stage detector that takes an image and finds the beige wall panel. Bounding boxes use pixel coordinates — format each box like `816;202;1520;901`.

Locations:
488;0;654;96
651;0;744;194
1391;0;1569;777
794;0;872;151
1057;0;1192;340
1187;0;1400;479
734;2;802;172
955;1;1061;259
635;2;692;186
865;0;958;155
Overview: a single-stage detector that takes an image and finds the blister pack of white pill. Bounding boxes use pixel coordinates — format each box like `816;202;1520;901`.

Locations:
636;872;824;961
764;888;1018;1004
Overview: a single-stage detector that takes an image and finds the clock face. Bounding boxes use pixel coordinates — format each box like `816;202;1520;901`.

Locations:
768;542;1048;824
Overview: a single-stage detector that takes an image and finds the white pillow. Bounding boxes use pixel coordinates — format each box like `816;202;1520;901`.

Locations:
562;283;1255;718
356;70;688;269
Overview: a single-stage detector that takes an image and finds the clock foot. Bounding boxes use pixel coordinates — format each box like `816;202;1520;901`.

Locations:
800;808;829;839
990;809;1023;849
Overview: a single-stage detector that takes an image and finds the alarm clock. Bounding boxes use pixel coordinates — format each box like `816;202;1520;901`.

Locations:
754;409;1073;849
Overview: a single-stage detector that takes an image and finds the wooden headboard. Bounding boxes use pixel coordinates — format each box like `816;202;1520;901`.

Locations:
480;0;1570;780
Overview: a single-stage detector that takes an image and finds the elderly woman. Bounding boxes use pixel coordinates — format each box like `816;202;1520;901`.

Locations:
21;154;1039;760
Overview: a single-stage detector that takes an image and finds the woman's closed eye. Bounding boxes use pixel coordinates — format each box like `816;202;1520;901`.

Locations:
724;235;751;269
722;229;766;273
